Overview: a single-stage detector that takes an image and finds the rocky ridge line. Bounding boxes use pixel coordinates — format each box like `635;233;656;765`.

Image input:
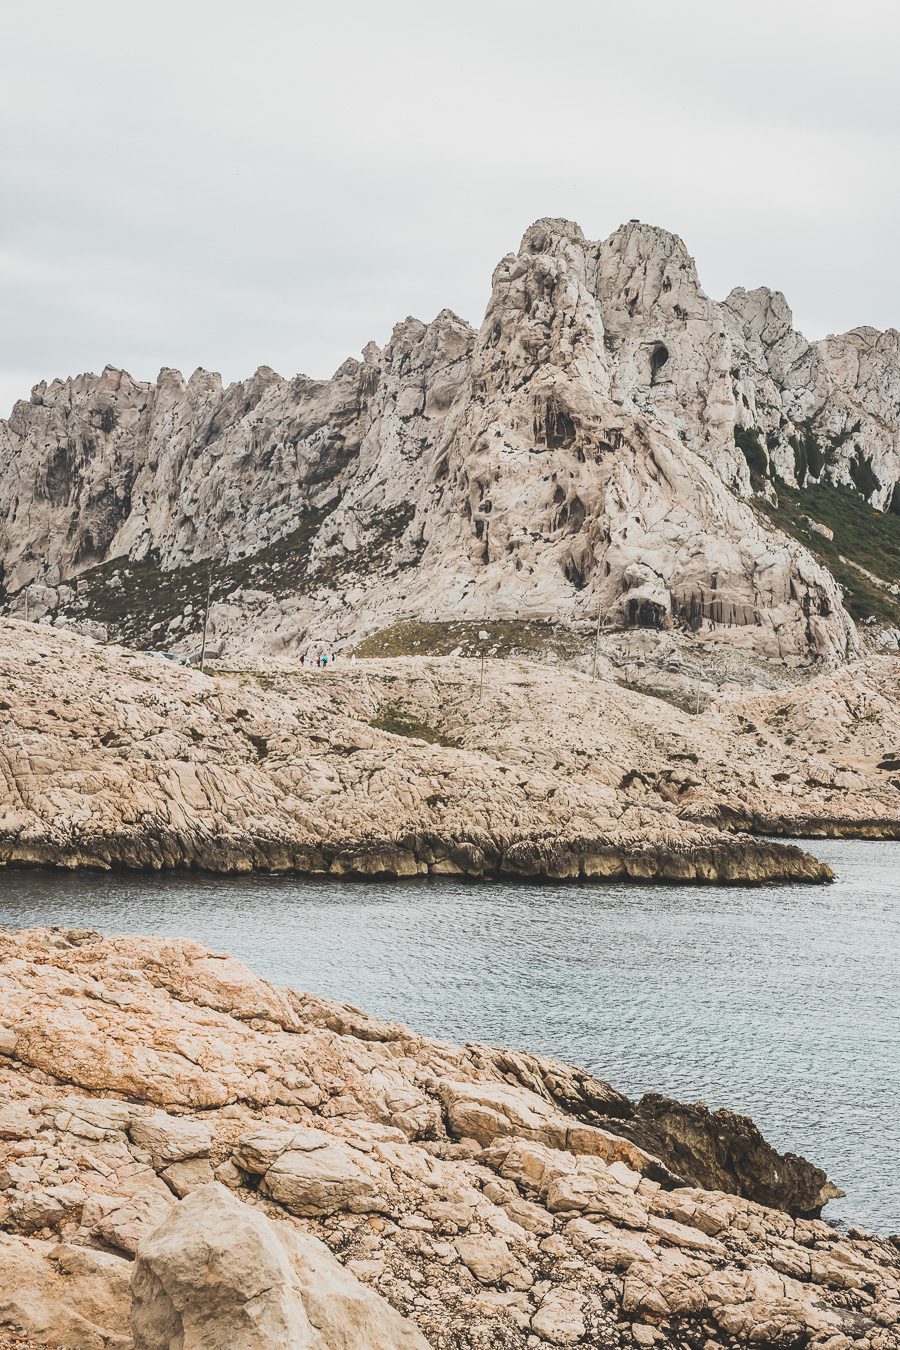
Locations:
3;218;897;661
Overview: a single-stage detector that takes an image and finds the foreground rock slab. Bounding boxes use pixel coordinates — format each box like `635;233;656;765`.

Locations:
0;926;897;1348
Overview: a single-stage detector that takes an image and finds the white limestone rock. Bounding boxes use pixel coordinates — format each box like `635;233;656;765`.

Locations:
3;219;894;663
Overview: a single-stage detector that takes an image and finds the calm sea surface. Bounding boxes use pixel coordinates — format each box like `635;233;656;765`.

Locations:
0;839;897;1232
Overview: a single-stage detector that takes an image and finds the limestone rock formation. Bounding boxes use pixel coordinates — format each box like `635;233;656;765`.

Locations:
2;218;897;661
4;618;900;887
0;927;897;1349
2;620;898;886
0;1235;132;1348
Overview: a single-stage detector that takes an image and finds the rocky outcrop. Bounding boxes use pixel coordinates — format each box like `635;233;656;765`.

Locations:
0;619;847;883
0;927;897;1350
2;620;898;887
613;1096;842;1219
5;217;897;662
0;1235;132;1348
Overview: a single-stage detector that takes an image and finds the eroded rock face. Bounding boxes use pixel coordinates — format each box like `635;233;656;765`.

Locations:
0;1235;132;1348
0;927;897;1350
2;620;898;886
615;1095;841;1219
0;616;875;884
4;217;894;662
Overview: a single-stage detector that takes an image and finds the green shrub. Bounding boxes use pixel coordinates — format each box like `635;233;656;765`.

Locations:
369;708;459;747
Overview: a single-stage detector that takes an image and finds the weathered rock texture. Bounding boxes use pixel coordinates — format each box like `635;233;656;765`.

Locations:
0;927;897;1350
4;619;899;885
2;620;898;885
3;219;898;661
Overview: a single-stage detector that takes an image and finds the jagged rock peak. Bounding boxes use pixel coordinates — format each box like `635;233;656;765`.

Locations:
0;213;897;660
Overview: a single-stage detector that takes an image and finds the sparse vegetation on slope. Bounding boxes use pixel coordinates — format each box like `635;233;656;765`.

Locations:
757;483;900;625
61;504;421;650
65;512;326;649
354;619;590;661
369;707;460;747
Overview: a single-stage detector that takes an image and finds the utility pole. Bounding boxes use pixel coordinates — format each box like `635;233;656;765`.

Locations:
478;629;489;702
199;571;212;674
591;608;602;681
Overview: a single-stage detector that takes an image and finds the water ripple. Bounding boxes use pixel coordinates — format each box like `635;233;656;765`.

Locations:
0;838;897;1232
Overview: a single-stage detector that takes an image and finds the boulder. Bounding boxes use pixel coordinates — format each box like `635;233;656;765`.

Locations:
128;1111;212;1166
438;1079;563;1147
455;1233;519;1284
81;1186;175;1257
130;1182;431;1349
233;1126;384;1217
531;1288;587;1345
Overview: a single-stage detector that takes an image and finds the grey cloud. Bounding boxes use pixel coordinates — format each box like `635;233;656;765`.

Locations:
1;0;897;415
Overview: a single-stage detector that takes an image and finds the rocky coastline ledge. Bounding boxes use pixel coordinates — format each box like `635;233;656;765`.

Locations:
2;620;899;885
0;926;897;1349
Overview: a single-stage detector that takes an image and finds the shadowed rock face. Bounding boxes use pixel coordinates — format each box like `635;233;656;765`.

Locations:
0;927;897;1350
622;1096;841;1219
5;217;897;661
460;1058;839;1218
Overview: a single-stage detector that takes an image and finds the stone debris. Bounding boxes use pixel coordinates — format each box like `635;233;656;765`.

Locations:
0;926;896;1349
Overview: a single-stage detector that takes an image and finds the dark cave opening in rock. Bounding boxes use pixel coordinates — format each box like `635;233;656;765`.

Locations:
564;554;588;590
537;402;577;451
626;597;666;629
650;344;670;384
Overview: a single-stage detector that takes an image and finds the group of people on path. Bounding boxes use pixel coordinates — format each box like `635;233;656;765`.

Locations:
302;649;357;669
305;649;334;668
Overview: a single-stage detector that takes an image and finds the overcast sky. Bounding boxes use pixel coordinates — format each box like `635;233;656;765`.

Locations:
1;0;897;416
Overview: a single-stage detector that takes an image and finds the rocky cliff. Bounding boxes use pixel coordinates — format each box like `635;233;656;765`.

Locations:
0;927;897;1350
2;219;898;662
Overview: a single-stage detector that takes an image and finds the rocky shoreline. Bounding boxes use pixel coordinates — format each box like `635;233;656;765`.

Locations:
728;816;900;843
0;925;897;1350
3;621;898;888
0;834;833;885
